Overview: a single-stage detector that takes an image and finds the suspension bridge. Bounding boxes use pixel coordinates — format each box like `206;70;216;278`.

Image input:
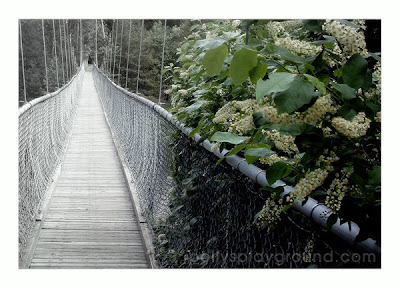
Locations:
18;19;381;269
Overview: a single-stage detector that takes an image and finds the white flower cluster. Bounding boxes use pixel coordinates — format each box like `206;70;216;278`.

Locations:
213;101;236;124
300;95;337;124
288;168;329;204
316;150;340;172
262;129;299;155
275;37;323;57
281;20;302;32
229;114;254;135
366;62;381;99
325;170;351;213
256;193;284;233
266;21;286;39
375;111;381;123
232;20;241;28
257;104;296;125
259;154;288;166
213;100;258;135
331;112;371;138
266;20;322;57
322;20;368;58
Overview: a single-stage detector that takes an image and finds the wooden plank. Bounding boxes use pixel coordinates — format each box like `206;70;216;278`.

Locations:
28;67;149;269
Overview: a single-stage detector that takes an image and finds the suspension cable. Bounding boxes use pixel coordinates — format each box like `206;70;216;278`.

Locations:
42;19;49;94
52;20;60;89
125;20;132;88
59;20;65;85
158;19;167;105
80;19;83;65
63;20;69;80
112;20;118;81
19;20;27;104
95;19;98;65
136;19;144;94
118;20;124;85
108;20;114;76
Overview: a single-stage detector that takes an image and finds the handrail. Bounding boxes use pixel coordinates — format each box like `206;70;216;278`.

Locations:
19;60;88;116
93;64;381;256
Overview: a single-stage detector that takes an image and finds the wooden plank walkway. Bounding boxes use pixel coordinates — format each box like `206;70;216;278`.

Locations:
28;66;149;269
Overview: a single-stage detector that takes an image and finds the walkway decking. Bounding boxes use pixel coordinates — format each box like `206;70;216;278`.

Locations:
29;67;149;268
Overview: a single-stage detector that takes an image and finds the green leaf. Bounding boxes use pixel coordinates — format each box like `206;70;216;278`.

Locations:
326;213;338;230
362;69;373;91
269;44;307;64
256;72;297;100
222;31;241;40
184;102;203;113
253;112;269;128
274;77;315;114
302;20;324;33
338;104;357;120
342;54;368;89
249;63;268;84
216;143;247;164
311;35;336;45
368;166;381;185
304;74;327;95
202;44;228;76
266;162;292;185
230;47;258;86
245;147;275;158
194;37;226;50
189;121;204;138
210;131;248;145
331;83;356;100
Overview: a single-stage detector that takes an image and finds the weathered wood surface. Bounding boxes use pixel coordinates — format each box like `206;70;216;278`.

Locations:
29;67;149;269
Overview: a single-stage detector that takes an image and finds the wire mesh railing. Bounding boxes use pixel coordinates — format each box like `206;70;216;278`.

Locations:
93;64;175;226
18;61;87;261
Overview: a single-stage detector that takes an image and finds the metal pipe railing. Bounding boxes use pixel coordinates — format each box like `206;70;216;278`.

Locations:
92;63;381;257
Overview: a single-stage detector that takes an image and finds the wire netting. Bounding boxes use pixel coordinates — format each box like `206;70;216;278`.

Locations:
18;63;86;261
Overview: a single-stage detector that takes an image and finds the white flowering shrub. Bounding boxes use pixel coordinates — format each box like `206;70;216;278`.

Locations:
166;20;381;242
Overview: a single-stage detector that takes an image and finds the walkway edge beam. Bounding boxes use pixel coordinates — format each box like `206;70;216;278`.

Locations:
93;64;381;257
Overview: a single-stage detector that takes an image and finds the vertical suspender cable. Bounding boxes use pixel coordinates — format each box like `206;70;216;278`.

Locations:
158;19;167;105
136;19;144;94
63;20;69;80
80;19;83;65
125;19;132;89
118;20;124;85
66;21;72;77
112;20;118;81
52;19;60;89
42;19;49;94
19;20;27;104
59;20;65;85
108;20;114;76
95;19;98;65
69;35;74;73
